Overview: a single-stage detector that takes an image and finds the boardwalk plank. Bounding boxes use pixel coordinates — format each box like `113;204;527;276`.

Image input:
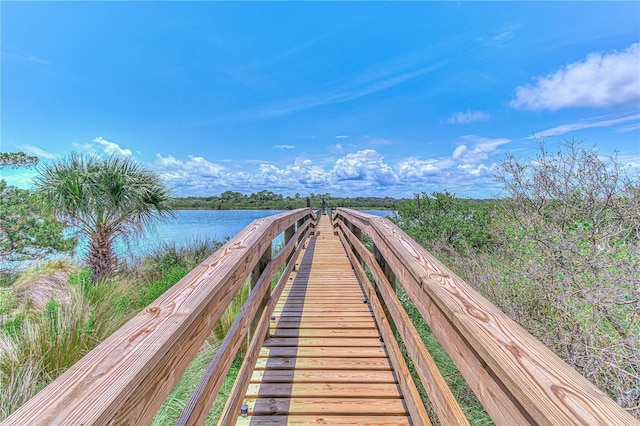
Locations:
244;397;410;416
236;415;411;425
253;357;392;371
236;216;414;424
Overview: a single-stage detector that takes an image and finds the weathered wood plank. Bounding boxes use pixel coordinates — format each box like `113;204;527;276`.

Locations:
235;415;411;425
268;328;379;338
264;337;385;347
244;397;410;416
250;369;398;384
271;321;376;330
253;357;392;371
259;345;389;358
245;382;405;398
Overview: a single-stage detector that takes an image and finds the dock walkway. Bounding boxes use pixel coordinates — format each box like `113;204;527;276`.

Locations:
238;216;411;425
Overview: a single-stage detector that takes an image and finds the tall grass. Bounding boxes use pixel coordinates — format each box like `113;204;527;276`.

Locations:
0;270;133;419
0;238;223;420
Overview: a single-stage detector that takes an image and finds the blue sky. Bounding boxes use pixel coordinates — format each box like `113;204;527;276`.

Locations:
2;1;639;198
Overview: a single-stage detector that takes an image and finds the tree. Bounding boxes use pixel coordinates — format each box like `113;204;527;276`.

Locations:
36;154;174;282
0;152;38;168
392;191;493;252
0;153;74;272
0;182;75;268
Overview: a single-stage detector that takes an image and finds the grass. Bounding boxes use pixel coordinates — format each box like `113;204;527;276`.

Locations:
0;238;223;421
0;268;135;419
359;250;492;424
151;348;244;425
395;287;493;425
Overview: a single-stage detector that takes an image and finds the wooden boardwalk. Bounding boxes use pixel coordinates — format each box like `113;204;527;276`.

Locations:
6;209;636;426
237;215;411;425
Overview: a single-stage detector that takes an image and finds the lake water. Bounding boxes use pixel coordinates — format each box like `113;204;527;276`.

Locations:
75;209;394;262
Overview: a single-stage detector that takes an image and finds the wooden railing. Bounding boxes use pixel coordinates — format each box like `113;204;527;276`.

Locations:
332;208;638;425
3;207;638;425
2;208;317;425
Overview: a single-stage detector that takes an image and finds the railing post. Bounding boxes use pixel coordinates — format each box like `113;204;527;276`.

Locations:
248;243;271;344
374;245;397;292
284;224;295;245
373;244;399;342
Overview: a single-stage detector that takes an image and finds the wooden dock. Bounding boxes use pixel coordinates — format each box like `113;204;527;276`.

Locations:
238;216;411;425
4;208;637;426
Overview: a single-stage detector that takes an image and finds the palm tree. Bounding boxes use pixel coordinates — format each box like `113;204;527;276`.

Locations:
36;153;174;282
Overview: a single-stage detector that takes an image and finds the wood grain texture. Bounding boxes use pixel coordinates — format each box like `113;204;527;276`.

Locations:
234;216;418;425
217;227;311;426
243;397;410;416
2;209;313;426
177;220;313;425
337;225;432;426
235;415;411;425
337;220;469;426
335;208;639;426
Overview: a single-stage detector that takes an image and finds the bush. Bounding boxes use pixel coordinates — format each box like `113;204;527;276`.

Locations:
393;140;640;417
490;140;640;413
392;190;494;253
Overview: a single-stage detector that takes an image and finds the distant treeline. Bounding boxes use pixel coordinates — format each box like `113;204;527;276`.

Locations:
167;190;402;210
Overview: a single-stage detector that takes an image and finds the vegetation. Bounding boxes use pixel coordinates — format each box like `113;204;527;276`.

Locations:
168;190;400;210
0;240;221;420
3;139;638;421
392;140;640;417
35;154;174;282
0;181;75;269
0;152;38;169
0;152;75;280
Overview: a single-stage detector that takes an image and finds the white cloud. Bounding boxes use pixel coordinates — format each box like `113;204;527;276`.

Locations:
511;43;640;110
331;150;398;185
528;113;640;139
335;135;349;139
447;111;490;124
1;50;51;65
481;24;521;47
150;138;511;198
615;123;640;134
332;143;344;152
452;136;511;164
17;144;60;160
457;163;495;177
273;144;296;150
93;137;133;156
155;154;223;177
397;157;449;180
72;137;133;157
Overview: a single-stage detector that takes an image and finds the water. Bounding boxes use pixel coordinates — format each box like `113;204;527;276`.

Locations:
3;209;393;271
59;209;395;264
74;209;288;261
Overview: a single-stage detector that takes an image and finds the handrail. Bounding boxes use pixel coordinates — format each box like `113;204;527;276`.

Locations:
333;208;638;425
2;208;316;425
